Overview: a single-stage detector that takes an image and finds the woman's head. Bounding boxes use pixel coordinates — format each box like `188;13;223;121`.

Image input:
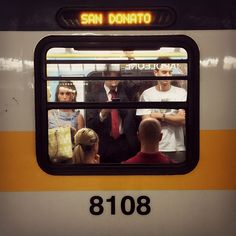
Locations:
73;128;100;164
55;81;77;102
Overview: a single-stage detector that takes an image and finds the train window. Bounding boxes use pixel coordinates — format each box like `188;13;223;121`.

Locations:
35;35;199;175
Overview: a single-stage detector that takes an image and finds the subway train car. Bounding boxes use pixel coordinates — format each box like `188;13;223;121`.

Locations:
0;0;236;235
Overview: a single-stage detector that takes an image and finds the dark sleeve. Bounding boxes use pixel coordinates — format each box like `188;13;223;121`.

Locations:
85;91;111;135
85;92;102;129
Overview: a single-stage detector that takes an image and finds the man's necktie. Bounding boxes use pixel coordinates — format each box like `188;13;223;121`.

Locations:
109;90;120;139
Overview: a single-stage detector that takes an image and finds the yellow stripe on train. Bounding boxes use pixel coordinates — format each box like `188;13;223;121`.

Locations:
0;130;236;191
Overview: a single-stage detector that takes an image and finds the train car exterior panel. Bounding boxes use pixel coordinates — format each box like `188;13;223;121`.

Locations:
0;31;236;190
0;191;236;236
0;130;236;190
0;10;236;234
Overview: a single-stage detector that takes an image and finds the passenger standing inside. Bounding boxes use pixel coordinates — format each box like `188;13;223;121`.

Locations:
86;67;138;163
122;118;174;164
73;128;100;164
136;64;187;163
48;81;85;131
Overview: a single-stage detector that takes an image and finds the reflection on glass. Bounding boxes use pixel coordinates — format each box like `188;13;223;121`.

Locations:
46;48;188;166
47;63;188;77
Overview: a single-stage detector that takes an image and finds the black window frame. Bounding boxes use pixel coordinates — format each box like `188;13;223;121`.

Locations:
34;35;199;175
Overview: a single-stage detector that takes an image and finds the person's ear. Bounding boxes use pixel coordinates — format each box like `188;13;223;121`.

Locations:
137;131;141;141
154;70;158;76
94;154;100;164
159;132;163;142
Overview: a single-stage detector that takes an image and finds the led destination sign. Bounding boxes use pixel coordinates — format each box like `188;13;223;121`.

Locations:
80;12;152;26
57;8;176;29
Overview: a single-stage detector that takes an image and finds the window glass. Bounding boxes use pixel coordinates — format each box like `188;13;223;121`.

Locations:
35;36;199;174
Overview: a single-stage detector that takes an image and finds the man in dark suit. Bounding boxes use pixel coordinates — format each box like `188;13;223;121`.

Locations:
85;71;139;163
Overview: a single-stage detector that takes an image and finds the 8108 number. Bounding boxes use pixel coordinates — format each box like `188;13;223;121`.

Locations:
89;195;151;215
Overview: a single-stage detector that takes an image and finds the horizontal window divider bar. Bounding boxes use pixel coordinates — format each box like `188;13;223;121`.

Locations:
41;164;186;175
47;102;188;109
46;59;188;64
45;76;189;80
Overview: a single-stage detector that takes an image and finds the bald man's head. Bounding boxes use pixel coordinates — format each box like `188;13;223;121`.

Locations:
138;118;162;144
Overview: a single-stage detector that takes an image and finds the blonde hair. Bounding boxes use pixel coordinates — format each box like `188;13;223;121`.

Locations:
73;128;99;164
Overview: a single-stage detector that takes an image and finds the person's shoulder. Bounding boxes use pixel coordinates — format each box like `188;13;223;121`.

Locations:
141;86;156;97
143;86;156;93
121;152;140;164
48;109;57;117
171;85;186;93
74;110;81;116
73;109;82;113
121;157;136;164
160;153;176;164
171;86;187;98
86;87;104;100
